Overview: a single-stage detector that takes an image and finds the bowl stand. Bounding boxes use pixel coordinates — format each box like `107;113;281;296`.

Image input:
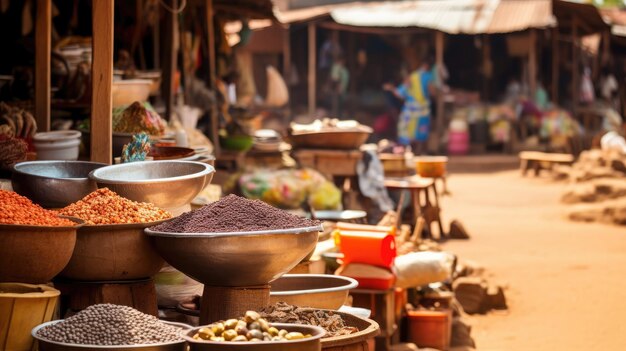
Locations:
54;278;158;317
199;285;270;324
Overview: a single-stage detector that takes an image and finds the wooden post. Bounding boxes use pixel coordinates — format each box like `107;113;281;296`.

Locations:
572;17;579;113
283;25;291;87
602;29;611;66
435;31;445;152
552;27;559;103
162;0;177;121
35;0;51;133
206;0;220;155
90;0;114;164
528;29;537;100
308;22;317;116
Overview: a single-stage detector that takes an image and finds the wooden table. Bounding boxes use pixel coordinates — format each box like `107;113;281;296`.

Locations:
384;176;445;240
519;151;575;176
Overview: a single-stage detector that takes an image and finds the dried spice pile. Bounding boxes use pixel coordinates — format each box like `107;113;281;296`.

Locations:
151;194;319;233
0;190;75;226
58;188;171;225
260;302;358;337
37;304;183;345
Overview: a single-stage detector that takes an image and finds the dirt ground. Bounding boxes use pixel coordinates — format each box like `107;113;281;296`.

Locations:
440;168;626;351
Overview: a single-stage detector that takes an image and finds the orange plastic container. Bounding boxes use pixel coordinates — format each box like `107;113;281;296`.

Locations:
337;230;396;268
336;222;396;236
414;156;448;178
406;309;451;350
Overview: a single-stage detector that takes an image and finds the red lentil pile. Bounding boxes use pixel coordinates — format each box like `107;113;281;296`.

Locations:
0;190;76;226
58;188;171;225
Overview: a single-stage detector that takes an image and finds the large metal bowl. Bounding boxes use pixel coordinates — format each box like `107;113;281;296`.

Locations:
59;220;167;281
89;161;214;211
32;320;190;351
0;217;83;284
270;274;358;310
145;226;322;287
183;323;325;351
12;161;106;208
289;130;371;150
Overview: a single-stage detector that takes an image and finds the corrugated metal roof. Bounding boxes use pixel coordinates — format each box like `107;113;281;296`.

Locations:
327;0;555;34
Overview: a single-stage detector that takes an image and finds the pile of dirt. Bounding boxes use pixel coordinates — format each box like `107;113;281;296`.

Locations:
557;150;626;226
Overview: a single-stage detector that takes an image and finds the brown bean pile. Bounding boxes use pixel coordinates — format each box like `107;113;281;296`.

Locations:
0;190;75;226
192;311;312;343
151;194;319;233
260;302;358;337
58;188;171;225
36;304;183;346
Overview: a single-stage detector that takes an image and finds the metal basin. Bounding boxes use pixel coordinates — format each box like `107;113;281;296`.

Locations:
317;310;380;350
12;161;106;208
183;323;325;351
32;320;190;351
270;274;358;310
89;161;214;211
59;221;167;281
0;218;83;284
145;226;322;287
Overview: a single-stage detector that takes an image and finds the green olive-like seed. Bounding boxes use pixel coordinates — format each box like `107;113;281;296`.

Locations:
268;327;279;336
224;319;239;330
232;335;248;342
244;311;261;323
278;329;288;337
212;323;225;336
247;329;264;340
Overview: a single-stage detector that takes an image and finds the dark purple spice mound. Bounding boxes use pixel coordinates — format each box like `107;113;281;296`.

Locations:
150;194;320;233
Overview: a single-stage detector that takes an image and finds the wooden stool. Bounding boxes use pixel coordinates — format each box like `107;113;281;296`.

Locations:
55;278;158;317
351;289;397;351
519;151;574;176
384;176;445;240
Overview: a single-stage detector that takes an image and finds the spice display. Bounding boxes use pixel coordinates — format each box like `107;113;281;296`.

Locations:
191;310;312;343
0;190;75;226
58;188;170;225
261;302;358;337
36;304;183;345
113;101;166;135
151;194;319;233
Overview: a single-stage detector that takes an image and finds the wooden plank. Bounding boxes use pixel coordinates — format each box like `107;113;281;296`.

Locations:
90;0;114;164
308;22;317;116
435;31;445;152
528;29;537;100
35;0;51;132
206;0;220;155
572;17;579;114
162;0;177;121
552;28;559;103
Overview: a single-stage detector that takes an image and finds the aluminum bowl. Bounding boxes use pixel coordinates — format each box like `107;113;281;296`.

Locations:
12;161;106;208
0;217;83;284
145;226;322;287
32;320;190;351
183;323;325;351
269;274;358;310
89;161;214;211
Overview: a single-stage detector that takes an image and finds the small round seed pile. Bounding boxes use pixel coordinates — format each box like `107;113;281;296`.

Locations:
37;304;183;345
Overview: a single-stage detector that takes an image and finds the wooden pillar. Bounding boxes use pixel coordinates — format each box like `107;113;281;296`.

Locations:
35;0;51;133
481;34;490;100
206;0;220;155
308;22;317;116
602;29;611;66
162;0;177;121
528;29;537;100
572;17;579;112
283;25;291;86
435;31;445;151
552;27;559;103
90;0;114;164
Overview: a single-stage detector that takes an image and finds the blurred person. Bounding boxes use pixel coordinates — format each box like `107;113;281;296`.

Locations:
383;57;435;154
330;55;349;118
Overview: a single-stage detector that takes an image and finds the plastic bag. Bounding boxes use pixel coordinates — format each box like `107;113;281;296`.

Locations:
394;251;454;289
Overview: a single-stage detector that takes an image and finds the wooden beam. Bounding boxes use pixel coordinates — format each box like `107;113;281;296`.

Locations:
206;0;220;156
162;0;177;121
282;25;292;115
552;27;559;103
35;0;51;133
529;29;537;100
435;31;445;153
572;17;579;113
308;22;316;116
90;0;114;164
